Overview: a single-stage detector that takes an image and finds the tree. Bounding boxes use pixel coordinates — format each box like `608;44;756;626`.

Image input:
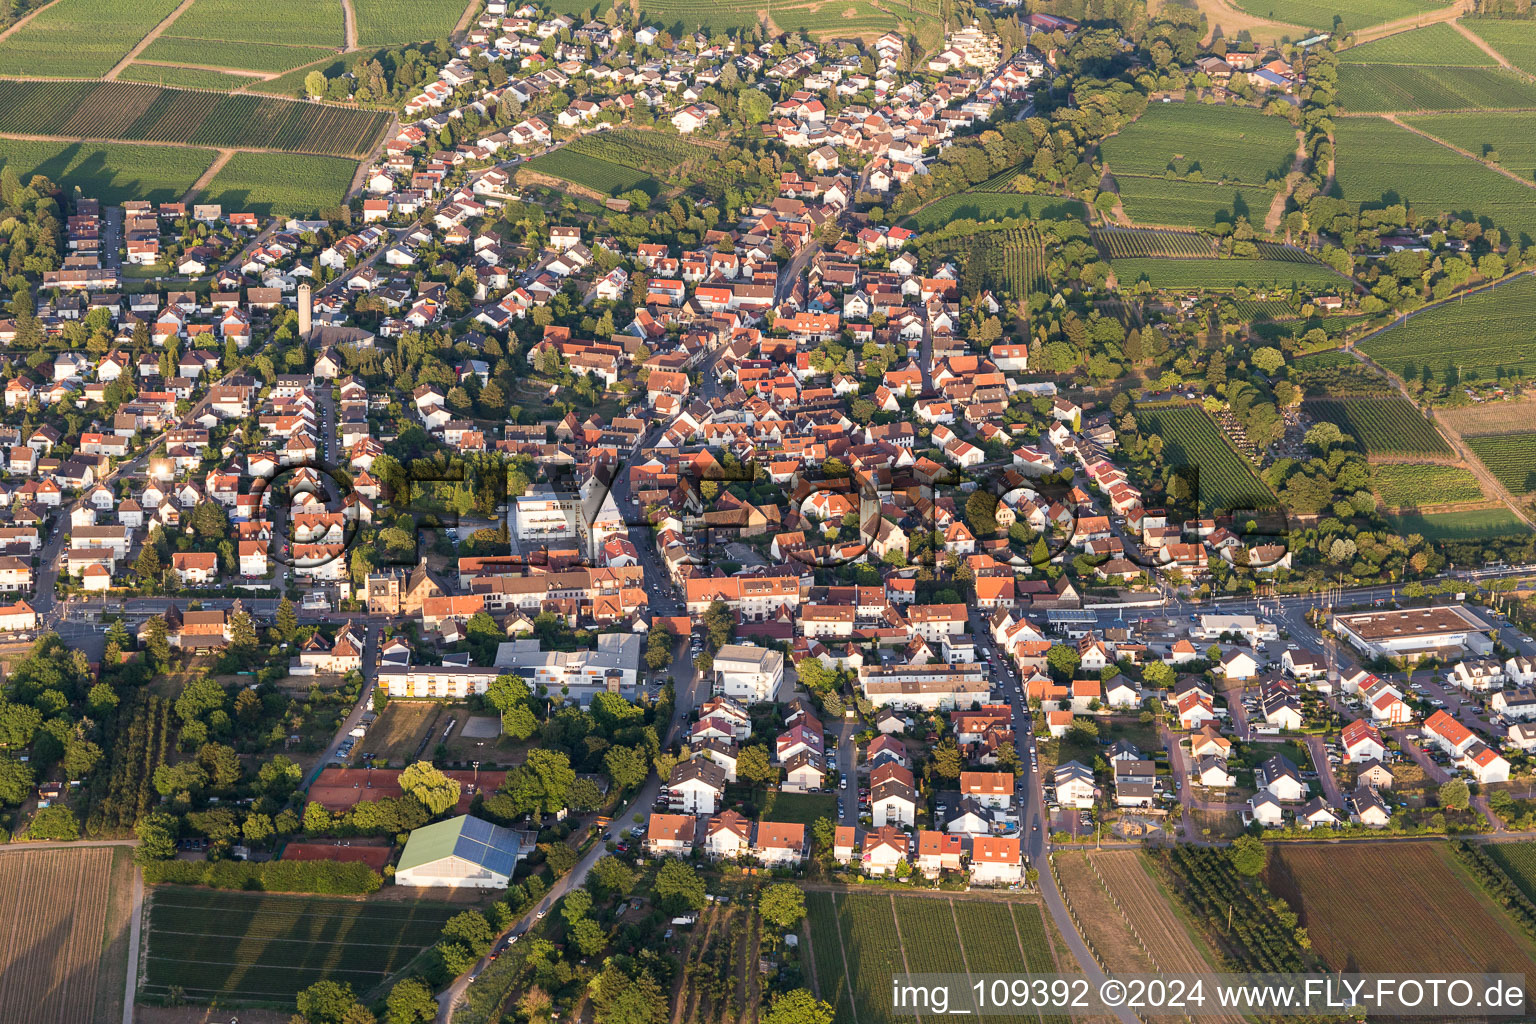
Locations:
228;610;258;651
655;858;706;915
143;615;171;664
243;812;275;846
258;754;302;796
1142;661;1176;690
1252;346;1285;374
385;978;438;1024
1439;777;1471;811
765;990;835;1024
1045;644;1080;681
930;738;962;779
399;761;462;816
62;738;102;779
497;748;575;817
1230;834;1268;877
86;682;119;716
305;71;328;99
759;883;806;931
27;805;79;841
736;744;776;786
275;597;298;642
441;910;496;955
604;745;649;791
0;754;33;804
134;811;178;861
588;854;637;899
591;962;668;1024
297;980;368;1024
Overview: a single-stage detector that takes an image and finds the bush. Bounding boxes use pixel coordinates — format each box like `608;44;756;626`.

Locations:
140;858;382;893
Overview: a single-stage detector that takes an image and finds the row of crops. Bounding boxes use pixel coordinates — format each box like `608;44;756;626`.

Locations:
1095;227;1216;259
1358;271;1536;379
950;227;1047;299
0;80;388;158
1136;404;1273;512
1303;396;1452;455
1465;432;1536;494
1339;64;1536;113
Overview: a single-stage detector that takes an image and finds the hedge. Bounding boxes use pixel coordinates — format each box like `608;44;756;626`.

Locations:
141;858;383;893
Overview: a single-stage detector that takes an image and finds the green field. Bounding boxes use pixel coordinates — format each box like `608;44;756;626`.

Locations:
1111;175;1279;231
1465;432;1536;494
248;54;354;96
1229;0;1455;31
198;151;356;216
543;0;911;35
1486;843;1536;903
526;148;654;197
805;892;1055;1024
1097;227;1217;258
758;790;836;825
1387;507;1531;540
1466;19;1536;77
1338;64;1536;112
0;80;388;158
0;0;182;77
0;138;214;204
138;35;337;74
353;0;467;45
1358;273;1536;379
942;227;1047;298
907;191;1086;231
1303;397;1451;455
1137;405;1274;512
1403;111;1536;182
1340;23;1497;66
1372;463;1484;507
1332;117;1536;243
143;888;458;1001
1111;256;1345;290
120;63;267;90
164;0;343;47
1103;103;1298;184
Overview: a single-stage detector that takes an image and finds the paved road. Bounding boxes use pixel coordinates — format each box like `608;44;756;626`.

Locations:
1302;735;1344;807
301;623;380;790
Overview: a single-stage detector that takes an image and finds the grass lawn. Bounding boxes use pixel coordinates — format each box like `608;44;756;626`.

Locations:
759;789;837;824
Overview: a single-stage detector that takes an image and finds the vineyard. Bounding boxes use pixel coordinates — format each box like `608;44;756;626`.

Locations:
1228;0;1447;31
1303;396;1451;455
548;0;915;35
1358;272;1536;379
1264;843;1536;974
1111;173;1278;232
159;0;343;49
1485;842;1536;904
1135;404;1273;512
119;63;265;90
1405;111;1536;183
1338;63;1536;113
143;888;459;1001
1340;23;1496;66
1159;845;1315;972
526;148;654;197
563;129;719;177
0;0;182;77
1465;431;1536;493
1467;18;1536;77
0;846;132;1023
1372;463;1484;508
674;898;763;1024
1388;507;1531;540
354;0;467;45
1230;297;1298;321
1102;103;1298;184
85;690;173;834
0;138;215;205
0;80;389;158
198;151;356;216
907;192;1086;231
138;35;336;74
945;227;1047;299
1111;255;1345;291
1335;117;1536;242
1095;227;1215;259
806;893;1057;1024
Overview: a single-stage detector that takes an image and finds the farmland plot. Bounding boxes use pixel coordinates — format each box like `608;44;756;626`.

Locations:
1371;464;1484;507
526;149;654;196
198;151;356;216
119;64;266;90
1403;111;1536;182
143;887;458;1001
1096;227;1216;258
0;138;215;205
138;35;337;74
944;227;1047;299
354;0;469;44
1486;842;1536;903
1135;405;1273;512
907;191;1086;230
805;892;856;1024
1465;432;1536;494
1110;175;1281;231
1358;271;1536;379
1110;255;1345;290
1388;507;1531;539
1266;843;1536;974
1467;18;1536;77
1302;396;1450;455
163;0;344;48
1340;23;1497;66
0;0;182;77
1229;0;1449;31
1102;103;1298;184
1332;118;1536;248
1338;63;1536;112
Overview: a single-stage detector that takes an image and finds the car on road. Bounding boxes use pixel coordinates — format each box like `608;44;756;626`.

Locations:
840;773;848;788
536;908;547;919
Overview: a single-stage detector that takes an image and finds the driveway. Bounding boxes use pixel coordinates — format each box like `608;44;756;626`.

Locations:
1302;735;1344;806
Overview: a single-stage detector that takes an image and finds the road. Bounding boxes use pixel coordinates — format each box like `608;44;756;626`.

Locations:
300;623;380;790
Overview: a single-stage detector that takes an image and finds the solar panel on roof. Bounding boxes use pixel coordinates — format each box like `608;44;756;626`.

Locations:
459;815;495;843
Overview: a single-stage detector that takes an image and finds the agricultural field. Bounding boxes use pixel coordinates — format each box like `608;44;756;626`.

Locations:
1358;272;1536;379
119;63;266;90
1266;843;1536;974
1371;463;1484;508
1110;175;1279;231
159;0;344;49
1437;395;1536;436
1466;18;1536;77
1230;297;1299;321
1340;23;1496;66
1332;118;1536;251
1485;842;1536;903
1465;432;1536;494
1229;0;1450;30
137;35;337;74
1303;396;1451;455
526;148;654;197
1135;405;1273;512
354;0;470;45
1403;111;1536;183
907;191;1086;231
1110;256;1346;290
142;887;459;1002
0;0;182;77
806;893;1055;1024
198;151;356;216
0;80;388;158
1096;227;1216;259
944;227;1047;299
1388;507;1531;539
562;129;719;178
0;138;215;205
0;846;136;1024
1102;103;1298;184
545;0;910;35
1338;63;1536;112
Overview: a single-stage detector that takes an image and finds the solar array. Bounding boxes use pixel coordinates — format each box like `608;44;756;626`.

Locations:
454;815;521;878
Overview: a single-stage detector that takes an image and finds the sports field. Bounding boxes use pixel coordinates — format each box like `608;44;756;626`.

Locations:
142;887;458;1002
805;892;1057;1024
